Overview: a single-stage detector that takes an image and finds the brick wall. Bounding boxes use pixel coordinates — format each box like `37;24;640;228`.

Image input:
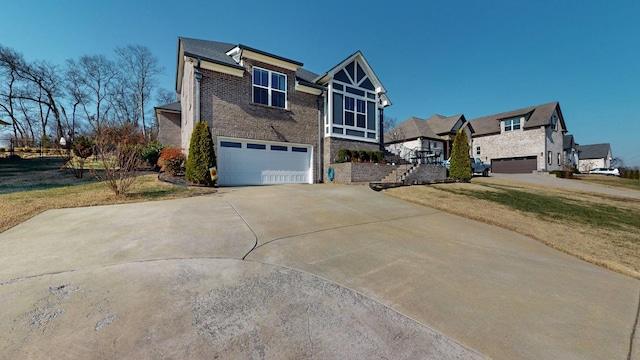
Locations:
198;60;323;181
157;111;181;147
322;137;381;182
472;127;546;170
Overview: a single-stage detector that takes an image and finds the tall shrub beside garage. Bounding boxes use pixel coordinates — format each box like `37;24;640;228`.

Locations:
449;128;472;181
185;121;216;186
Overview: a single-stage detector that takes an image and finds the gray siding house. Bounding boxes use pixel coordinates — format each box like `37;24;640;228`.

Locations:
156;37;391;186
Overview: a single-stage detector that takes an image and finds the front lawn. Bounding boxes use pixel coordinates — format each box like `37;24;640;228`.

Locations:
0;157;216;233
385;177;640;280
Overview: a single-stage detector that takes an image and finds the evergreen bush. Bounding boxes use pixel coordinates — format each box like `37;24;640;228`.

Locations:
336;148;351;163
359;150;370;162
635;169;640;180
141;141;164;168
449;128;472;181
351;150;360;162
185;121;216;186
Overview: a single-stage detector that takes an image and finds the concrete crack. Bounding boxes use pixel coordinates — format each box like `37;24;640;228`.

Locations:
629;288;640;360
224;200;259;260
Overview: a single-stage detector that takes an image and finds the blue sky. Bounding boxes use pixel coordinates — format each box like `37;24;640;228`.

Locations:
1;0;639;166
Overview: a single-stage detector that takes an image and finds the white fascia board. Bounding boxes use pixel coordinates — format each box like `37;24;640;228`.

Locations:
241;49;301;72
295;81;324;95
176;41;185;93
185;56;244;77
380;94;392;107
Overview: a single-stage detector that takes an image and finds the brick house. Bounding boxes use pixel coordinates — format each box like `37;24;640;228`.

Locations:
384;114;473;164
576;143;613;172
156;37;391;186
469;101;569;173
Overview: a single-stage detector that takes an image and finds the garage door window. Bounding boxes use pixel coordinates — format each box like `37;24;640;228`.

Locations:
271;145;287;151
247;143;266;150
292;147;308;153
221;141;242;148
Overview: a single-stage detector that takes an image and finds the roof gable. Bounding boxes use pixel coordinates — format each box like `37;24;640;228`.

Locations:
385;113;469;143
470;101;565;136
577;143;611;159
316;51;391;107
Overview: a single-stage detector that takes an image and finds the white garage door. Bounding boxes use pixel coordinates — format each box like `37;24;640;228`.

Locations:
217;137;313;186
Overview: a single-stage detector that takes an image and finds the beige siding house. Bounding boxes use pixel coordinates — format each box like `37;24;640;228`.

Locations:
577;143;613;172
470;102;568;173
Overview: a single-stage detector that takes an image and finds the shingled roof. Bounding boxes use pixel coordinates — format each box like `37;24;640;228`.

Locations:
385;114;468;143
563;134;576;150
154;101;181;112
179;37;321;88
469;101;565;136
577;143;611;160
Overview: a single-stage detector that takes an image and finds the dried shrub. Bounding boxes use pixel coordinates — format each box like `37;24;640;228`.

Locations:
92;124;145;197
158;147;185;175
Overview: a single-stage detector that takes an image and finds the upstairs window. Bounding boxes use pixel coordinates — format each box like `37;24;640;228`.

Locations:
328;59;378;141
504;117;521;132
253;67;286;108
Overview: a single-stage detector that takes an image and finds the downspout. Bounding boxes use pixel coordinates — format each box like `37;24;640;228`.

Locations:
194;58;203;123
379;107;385;151
317;91;325;183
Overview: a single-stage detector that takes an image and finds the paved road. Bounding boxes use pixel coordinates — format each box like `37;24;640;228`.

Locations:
1;185;638;359
491;172;640;199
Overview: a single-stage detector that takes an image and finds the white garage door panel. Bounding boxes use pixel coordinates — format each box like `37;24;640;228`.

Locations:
217;138;312;186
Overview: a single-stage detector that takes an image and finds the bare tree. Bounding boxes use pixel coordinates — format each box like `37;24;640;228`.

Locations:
0;45;65;147
383;115;398;134
115;45;163;140
156;88;176;105
66;55;119;132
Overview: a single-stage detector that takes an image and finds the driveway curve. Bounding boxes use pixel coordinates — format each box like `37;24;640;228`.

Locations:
1;185;639;359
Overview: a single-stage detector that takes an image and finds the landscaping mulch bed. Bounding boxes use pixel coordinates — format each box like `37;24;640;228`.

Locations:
157;171;217;189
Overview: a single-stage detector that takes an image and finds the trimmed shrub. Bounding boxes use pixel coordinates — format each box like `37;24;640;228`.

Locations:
449;128;472;181
351;150;360;162
359;150;370;162
336;148;351;163
158;147;185;175
185;121;216;186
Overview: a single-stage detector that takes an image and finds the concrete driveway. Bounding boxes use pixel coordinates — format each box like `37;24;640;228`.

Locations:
0;185;638;359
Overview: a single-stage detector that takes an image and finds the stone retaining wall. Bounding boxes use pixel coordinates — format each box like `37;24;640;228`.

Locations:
328;163;396;184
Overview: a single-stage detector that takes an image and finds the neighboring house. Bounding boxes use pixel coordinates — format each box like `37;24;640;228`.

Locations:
155;101;181;147
562;134;579;169
384;114;473;164
470;101;568;173
577;143;613;172
157;37;391;186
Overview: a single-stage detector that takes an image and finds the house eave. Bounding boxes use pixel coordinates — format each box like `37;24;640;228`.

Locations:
227;46;303;72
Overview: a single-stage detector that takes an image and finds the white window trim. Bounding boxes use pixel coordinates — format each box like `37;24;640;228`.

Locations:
252;66;287;109
503;117;523;132
327;79;378;143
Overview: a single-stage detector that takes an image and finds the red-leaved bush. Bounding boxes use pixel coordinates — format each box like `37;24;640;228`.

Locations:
158;147;185;175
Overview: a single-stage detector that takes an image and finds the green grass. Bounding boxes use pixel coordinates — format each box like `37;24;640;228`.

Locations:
579;176;640;191
438;184;640;232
